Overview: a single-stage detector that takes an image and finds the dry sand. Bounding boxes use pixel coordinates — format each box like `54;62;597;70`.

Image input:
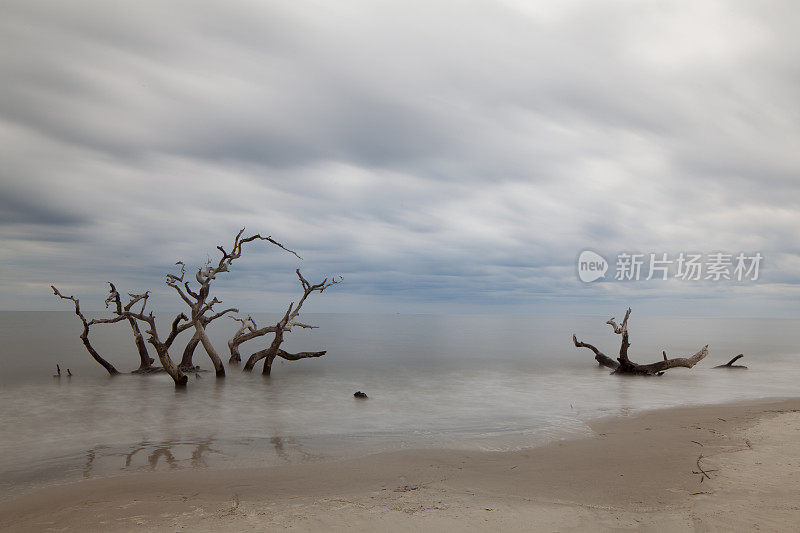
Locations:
2;397;800;531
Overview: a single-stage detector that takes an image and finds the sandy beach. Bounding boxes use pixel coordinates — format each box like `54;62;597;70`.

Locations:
1;397;799;531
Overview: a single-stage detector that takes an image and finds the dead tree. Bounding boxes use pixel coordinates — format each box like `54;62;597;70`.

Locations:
110;283;239;385
105;282;154;372
714;354;747;369
52;286;120;375
572;308;708;375
165;229;299;377
101;288;195;386
52;230;332;386
242;269;341;374
124;305;189;385
53;282;202;386
107;287;215;386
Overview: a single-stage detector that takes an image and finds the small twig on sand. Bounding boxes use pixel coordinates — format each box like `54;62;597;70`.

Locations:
692;455;716;482
691;440;704;447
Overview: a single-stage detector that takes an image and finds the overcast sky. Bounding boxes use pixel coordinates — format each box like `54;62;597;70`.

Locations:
1;0;799;316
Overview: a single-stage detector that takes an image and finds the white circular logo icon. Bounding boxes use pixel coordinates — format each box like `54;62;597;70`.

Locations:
577;250;608;282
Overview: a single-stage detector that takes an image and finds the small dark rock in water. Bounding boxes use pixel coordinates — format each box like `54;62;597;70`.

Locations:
354;391;368;399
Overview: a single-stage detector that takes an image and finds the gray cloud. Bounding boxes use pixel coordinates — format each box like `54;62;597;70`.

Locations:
0;190;87;227
1;0;799;316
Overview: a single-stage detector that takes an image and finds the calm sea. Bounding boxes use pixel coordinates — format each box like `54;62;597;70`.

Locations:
1;311;799;499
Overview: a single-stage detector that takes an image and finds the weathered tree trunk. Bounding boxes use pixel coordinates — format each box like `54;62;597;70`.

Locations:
242;350;259;371
573;308;709;375
128;317;154;371
262;353;276;375
228;337;242;364
261;327;285;375
80;327;120;375
180;330;201;370
243;344;271;372
244;314;287;372
122;303;190;387
153;344;188;386
142;312;190;387
194;322;225;377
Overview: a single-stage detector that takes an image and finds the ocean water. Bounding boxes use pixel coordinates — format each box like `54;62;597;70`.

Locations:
1;311;799;499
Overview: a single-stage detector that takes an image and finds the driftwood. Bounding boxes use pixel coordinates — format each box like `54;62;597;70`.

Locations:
52;286;120;375
106;282;154;372
573;308;708;375
227;315;276;364
53;285;218;386
714;354;747;369
52;229;337;387
241;269;340;374
692;455;717;482
53;284;194;385
112;291;193;386
176;307;239;372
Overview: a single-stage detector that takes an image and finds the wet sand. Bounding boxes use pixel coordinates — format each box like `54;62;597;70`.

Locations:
2;397;799;531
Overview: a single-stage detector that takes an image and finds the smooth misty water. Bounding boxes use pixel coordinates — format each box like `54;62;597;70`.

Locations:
1;311;799;499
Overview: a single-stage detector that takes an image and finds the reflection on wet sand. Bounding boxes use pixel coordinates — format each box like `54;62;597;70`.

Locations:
83;438;220;477
81;435;322;479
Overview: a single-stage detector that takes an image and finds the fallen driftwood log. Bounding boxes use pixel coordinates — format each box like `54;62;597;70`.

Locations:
573;307;708;375
713;354;747;369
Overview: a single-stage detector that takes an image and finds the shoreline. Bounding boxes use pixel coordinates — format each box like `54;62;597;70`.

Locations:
2;397;800;530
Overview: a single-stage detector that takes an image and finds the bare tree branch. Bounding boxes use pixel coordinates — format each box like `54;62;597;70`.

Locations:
714;354;747;369
51;285;119;375
634;346;709;373
572;334;619;370
276;349;327;361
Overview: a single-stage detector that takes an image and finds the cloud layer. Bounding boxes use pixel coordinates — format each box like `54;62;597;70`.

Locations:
2;0;799;316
